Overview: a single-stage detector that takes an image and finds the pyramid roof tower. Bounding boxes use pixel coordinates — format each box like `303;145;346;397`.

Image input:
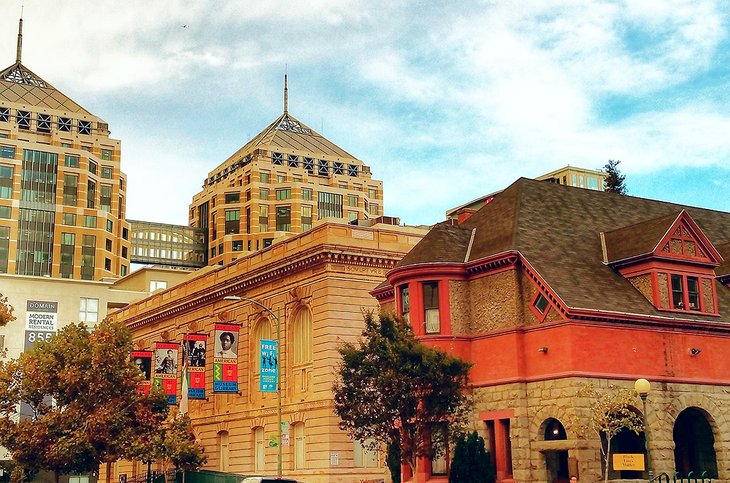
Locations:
0;18;94;116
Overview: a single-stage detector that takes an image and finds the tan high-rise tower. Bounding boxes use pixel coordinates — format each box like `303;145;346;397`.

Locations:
189;81;384;265
0;19;131;280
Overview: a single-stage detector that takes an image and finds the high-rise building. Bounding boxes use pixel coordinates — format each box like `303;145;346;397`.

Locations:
189;78;384;266
0;19;131;280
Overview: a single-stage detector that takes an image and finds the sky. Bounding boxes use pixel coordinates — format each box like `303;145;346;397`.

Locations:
1;0;729;226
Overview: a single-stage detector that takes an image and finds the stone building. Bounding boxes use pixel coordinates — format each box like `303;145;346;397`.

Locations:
108;221;425;483
374;177;730;483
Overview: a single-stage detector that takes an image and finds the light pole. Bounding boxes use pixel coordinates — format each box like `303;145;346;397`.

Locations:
634;378;652;480
224;295;283;478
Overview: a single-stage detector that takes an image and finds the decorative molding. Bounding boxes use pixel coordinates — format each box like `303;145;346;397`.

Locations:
124;244;403;329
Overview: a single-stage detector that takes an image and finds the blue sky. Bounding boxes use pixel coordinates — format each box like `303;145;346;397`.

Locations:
1;1;729;226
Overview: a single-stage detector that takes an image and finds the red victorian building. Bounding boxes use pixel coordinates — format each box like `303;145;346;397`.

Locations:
374;178;730;483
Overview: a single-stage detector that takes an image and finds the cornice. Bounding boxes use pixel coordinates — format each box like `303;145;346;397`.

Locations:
123;243;403;329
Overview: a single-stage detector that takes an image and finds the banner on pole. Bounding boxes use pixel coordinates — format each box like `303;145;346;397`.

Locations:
259;339;278;393
183;334;207;399
154;342;179;404
213;323;239;393
131;350;153;395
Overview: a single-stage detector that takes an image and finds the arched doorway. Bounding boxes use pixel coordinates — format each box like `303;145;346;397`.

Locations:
543;418;570;483
674;407;718;478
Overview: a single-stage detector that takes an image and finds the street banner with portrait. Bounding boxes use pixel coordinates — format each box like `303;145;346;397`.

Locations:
213;323;239;393
260;339;278;393
153;342;179;404
182;334;207;399
131;350;153;395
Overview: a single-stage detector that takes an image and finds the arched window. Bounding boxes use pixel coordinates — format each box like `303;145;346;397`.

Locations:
293;422;306;469
254;427;265;472
253;318;272;374
218;431;229;472
674;407;718;478
293;308;312;365
543;418;567;440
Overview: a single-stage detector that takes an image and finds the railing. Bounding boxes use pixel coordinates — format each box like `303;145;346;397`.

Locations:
650;471;714;483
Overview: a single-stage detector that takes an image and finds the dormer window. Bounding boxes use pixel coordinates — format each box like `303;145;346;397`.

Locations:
58;117;71;132
17;110;30;130
78;120;91;135
603;210;722;316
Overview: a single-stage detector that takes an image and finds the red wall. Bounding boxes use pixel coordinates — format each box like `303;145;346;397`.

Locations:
420;322;730;386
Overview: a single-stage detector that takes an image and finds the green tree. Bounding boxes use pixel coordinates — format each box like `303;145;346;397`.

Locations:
333;312;472;483
449;431;494;483
0;318;170;483
603;160;627;194
129;413;206;483
572;384;645;483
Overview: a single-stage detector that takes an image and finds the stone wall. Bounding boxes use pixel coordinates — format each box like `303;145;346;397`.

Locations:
471;377;730;483
449;269;543;335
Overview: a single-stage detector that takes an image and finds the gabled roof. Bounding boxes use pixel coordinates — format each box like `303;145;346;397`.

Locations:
0;61;93;115
237;112;356;159
397;178;730;322
602;210;722;266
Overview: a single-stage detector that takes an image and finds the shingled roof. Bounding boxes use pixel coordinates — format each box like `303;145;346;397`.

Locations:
397;177;730;322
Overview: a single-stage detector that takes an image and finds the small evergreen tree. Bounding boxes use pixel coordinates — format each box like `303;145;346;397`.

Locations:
449;431;494;483
603;160;627;194
386;439;402;483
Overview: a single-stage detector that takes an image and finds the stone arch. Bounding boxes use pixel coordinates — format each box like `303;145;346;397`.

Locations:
673;406;719;478
530;404;578;440
666;393;726;436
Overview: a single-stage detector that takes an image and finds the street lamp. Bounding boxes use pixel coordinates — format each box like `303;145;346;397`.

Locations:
634;378;652;480
223;295;283;478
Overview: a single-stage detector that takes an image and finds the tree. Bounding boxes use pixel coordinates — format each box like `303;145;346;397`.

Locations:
129;413;206;483
0;318;170;482
603;160;627;194
0;292;15;328
571;384;645;483
449;431;494;483
333;312;472;483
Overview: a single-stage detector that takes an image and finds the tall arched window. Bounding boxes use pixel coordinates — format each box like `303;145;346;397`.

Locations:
218;431;229;472
253;318;272;374
293;308;313;364
254;427;265;472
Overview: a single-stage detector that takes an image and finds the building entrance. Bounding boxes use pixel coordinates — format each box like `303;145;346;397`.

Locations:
543;418;570;483
674;407;718;478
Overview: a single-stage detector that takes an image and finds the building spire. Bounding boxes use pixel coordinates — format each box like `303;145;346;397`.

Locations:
16;14;23;64
284;73;289;114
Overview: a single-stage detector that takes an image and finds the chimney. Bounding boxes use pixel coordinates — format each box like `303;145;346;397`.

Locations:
456;208;477;224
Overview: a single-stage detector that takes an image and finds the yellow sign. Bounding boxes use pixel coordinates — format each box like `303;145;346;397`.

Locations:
613;453;645;471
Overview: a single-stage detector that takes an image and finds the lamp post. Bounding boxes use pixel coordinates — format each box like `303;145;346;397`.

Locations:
224;295;283;478
634;378;652;480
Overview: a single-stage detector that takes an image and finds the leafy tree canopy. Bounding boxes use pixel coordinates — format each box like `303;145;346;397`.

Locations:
0;293;15;328
0;318;170;482
333;312;472;480
603;159;627;194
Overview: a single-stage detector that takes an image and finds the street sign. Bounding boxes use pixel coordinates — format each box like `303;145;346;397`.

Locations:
282;434;290;446
260;339;278;393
